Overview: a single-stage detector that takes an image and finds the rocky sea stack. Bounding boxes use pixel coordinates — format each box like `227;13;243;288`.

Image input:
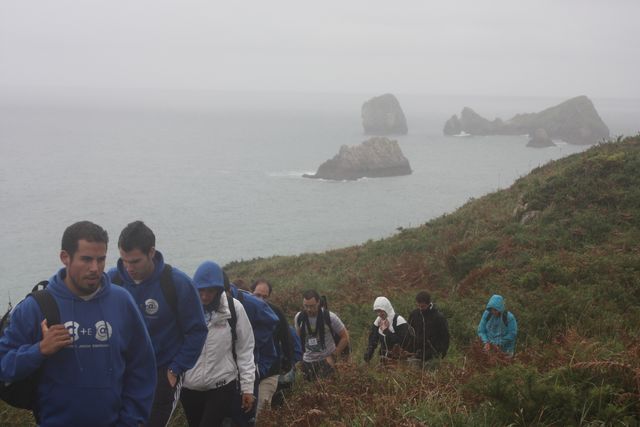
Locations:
443;96;609;145
303;137;412;181
527;128;555;148
362;94;408;135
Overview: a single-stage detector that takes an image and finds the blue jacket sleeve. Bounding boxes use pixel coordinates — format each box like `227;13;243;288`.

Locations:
168;274;207;375
289;326;303;363
0;298;46;382
118;294;158;427
477;310;490;344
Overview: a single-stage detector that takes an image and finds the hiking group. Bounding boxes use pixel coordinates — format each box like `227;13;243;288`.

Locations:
0;220;518;427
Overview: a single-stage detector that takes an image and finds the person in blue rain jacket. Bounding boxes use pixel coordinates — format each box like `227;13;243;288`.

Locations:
477;294;517;356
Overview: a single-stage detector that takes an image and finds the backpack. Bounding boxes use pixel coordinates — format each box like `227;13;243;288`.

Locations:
111;264;178;318
321;296;351;356
392;313;416;351
224;277;281;380
0;281;60;411
269;303;294;375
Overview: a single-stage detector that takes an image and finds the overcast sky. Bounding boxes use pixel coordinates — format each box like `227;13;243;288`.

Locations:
1;0;638;98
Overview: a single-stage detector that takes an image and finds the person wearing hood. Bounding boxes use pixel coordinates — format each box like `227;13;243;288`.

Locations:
407;291;450;362
364;297;410;362
181;261;256;427
0;221;157;426
477;294;518;356
108;221;207;427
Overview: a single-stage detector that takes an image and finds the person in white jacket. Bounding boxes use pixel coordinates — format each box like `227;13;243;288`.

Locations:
181;261;256;427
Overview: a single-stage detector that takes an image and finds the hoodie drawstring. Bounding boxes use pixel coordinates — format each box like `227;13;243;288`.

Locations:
71;298;84;373
97;298;114;378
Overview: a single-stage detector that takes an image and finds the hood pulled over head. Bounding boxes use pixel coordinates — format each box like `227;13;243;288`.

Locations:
193;261;225;290
373;296;396;319
486;294;505;313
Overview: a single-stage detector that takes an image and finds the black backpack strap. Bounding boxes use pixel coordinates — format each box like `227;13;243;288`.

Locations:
323;308;333;336
296;312;307;352
502;311;509;326
226;293;238;363
160;264;178;318
392;313;399;330
30;290;60;326
111;273;123;286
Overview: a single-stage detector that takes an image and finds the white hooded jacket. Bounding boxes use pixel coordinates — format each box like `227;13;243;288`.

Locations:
183;295;256;394
373;296;407;334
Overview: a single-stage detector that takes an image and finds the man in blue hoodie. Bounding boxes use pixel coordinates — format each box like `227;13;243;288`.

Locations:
477;294;518;356
222;272;279;427
251;279;295;417
0;221;157;426
109;221;207;427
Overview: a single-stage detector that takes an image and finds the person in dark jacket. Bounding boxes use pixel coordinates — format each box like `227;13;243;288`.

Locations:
251;279;294;418
364;296;410;362
407;291;449;362
225;275;279;427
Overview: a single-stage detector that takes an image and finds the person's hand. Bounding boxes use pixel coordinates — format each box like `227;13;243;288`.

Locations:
39;319;72;356
379;318;390;331
325;354;336;367
483;342;491;352
167;369;178;388
241;393;255;412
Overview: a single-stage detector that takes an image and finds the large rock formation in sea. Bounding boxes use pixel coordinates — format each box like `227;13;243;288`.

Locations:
303;137;412;181
443;96;609;145
362;94;408;135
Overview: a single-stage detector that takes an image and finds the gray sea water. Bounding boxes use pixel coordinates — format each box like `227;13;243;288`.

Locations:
1;90;638;307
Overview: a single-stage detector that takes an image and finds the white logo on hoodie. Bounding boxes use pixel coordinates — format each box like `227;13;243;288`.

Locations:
94;321;113;342
64;321;80;342
145;299;159;315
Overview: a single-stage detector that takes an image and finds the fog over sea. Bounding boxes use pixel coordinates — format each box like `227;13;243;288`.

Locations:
1;90;638;307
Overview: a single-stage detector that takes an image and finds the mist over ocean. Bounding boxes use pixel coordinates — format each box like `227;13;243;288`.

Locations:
1;90;638;307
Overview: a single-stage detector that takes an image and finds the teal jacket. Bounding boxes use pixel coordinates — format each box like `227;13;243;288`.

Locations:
477;294;517;355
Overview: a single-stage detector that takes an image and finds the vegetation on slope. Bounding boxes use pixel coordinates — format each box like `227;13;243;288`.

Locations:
228;135;640;426
2;136;639;426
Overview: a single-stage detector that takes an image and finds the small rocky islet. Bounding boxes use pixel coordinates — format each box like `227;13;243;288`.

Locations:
303;137;412;181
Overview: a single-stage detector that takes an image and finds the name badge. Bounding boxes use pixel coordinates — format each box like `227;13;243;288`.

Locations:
307;337;318;346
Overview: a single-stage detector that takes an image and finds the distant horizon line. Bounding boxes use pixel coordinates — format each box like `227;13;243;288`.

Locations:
1;84;638;101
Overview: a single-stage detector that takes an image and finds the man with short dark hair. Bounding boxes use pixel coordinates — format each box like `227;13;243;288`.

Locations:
109;220;207;427
407;291;450;362
251;279;294;416
0;221;157;426
294;290;349;381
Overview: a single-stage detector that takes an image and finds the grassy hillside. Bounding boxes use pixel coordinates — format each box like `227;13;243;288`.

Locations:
227;135;640;426
2;136;639;426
